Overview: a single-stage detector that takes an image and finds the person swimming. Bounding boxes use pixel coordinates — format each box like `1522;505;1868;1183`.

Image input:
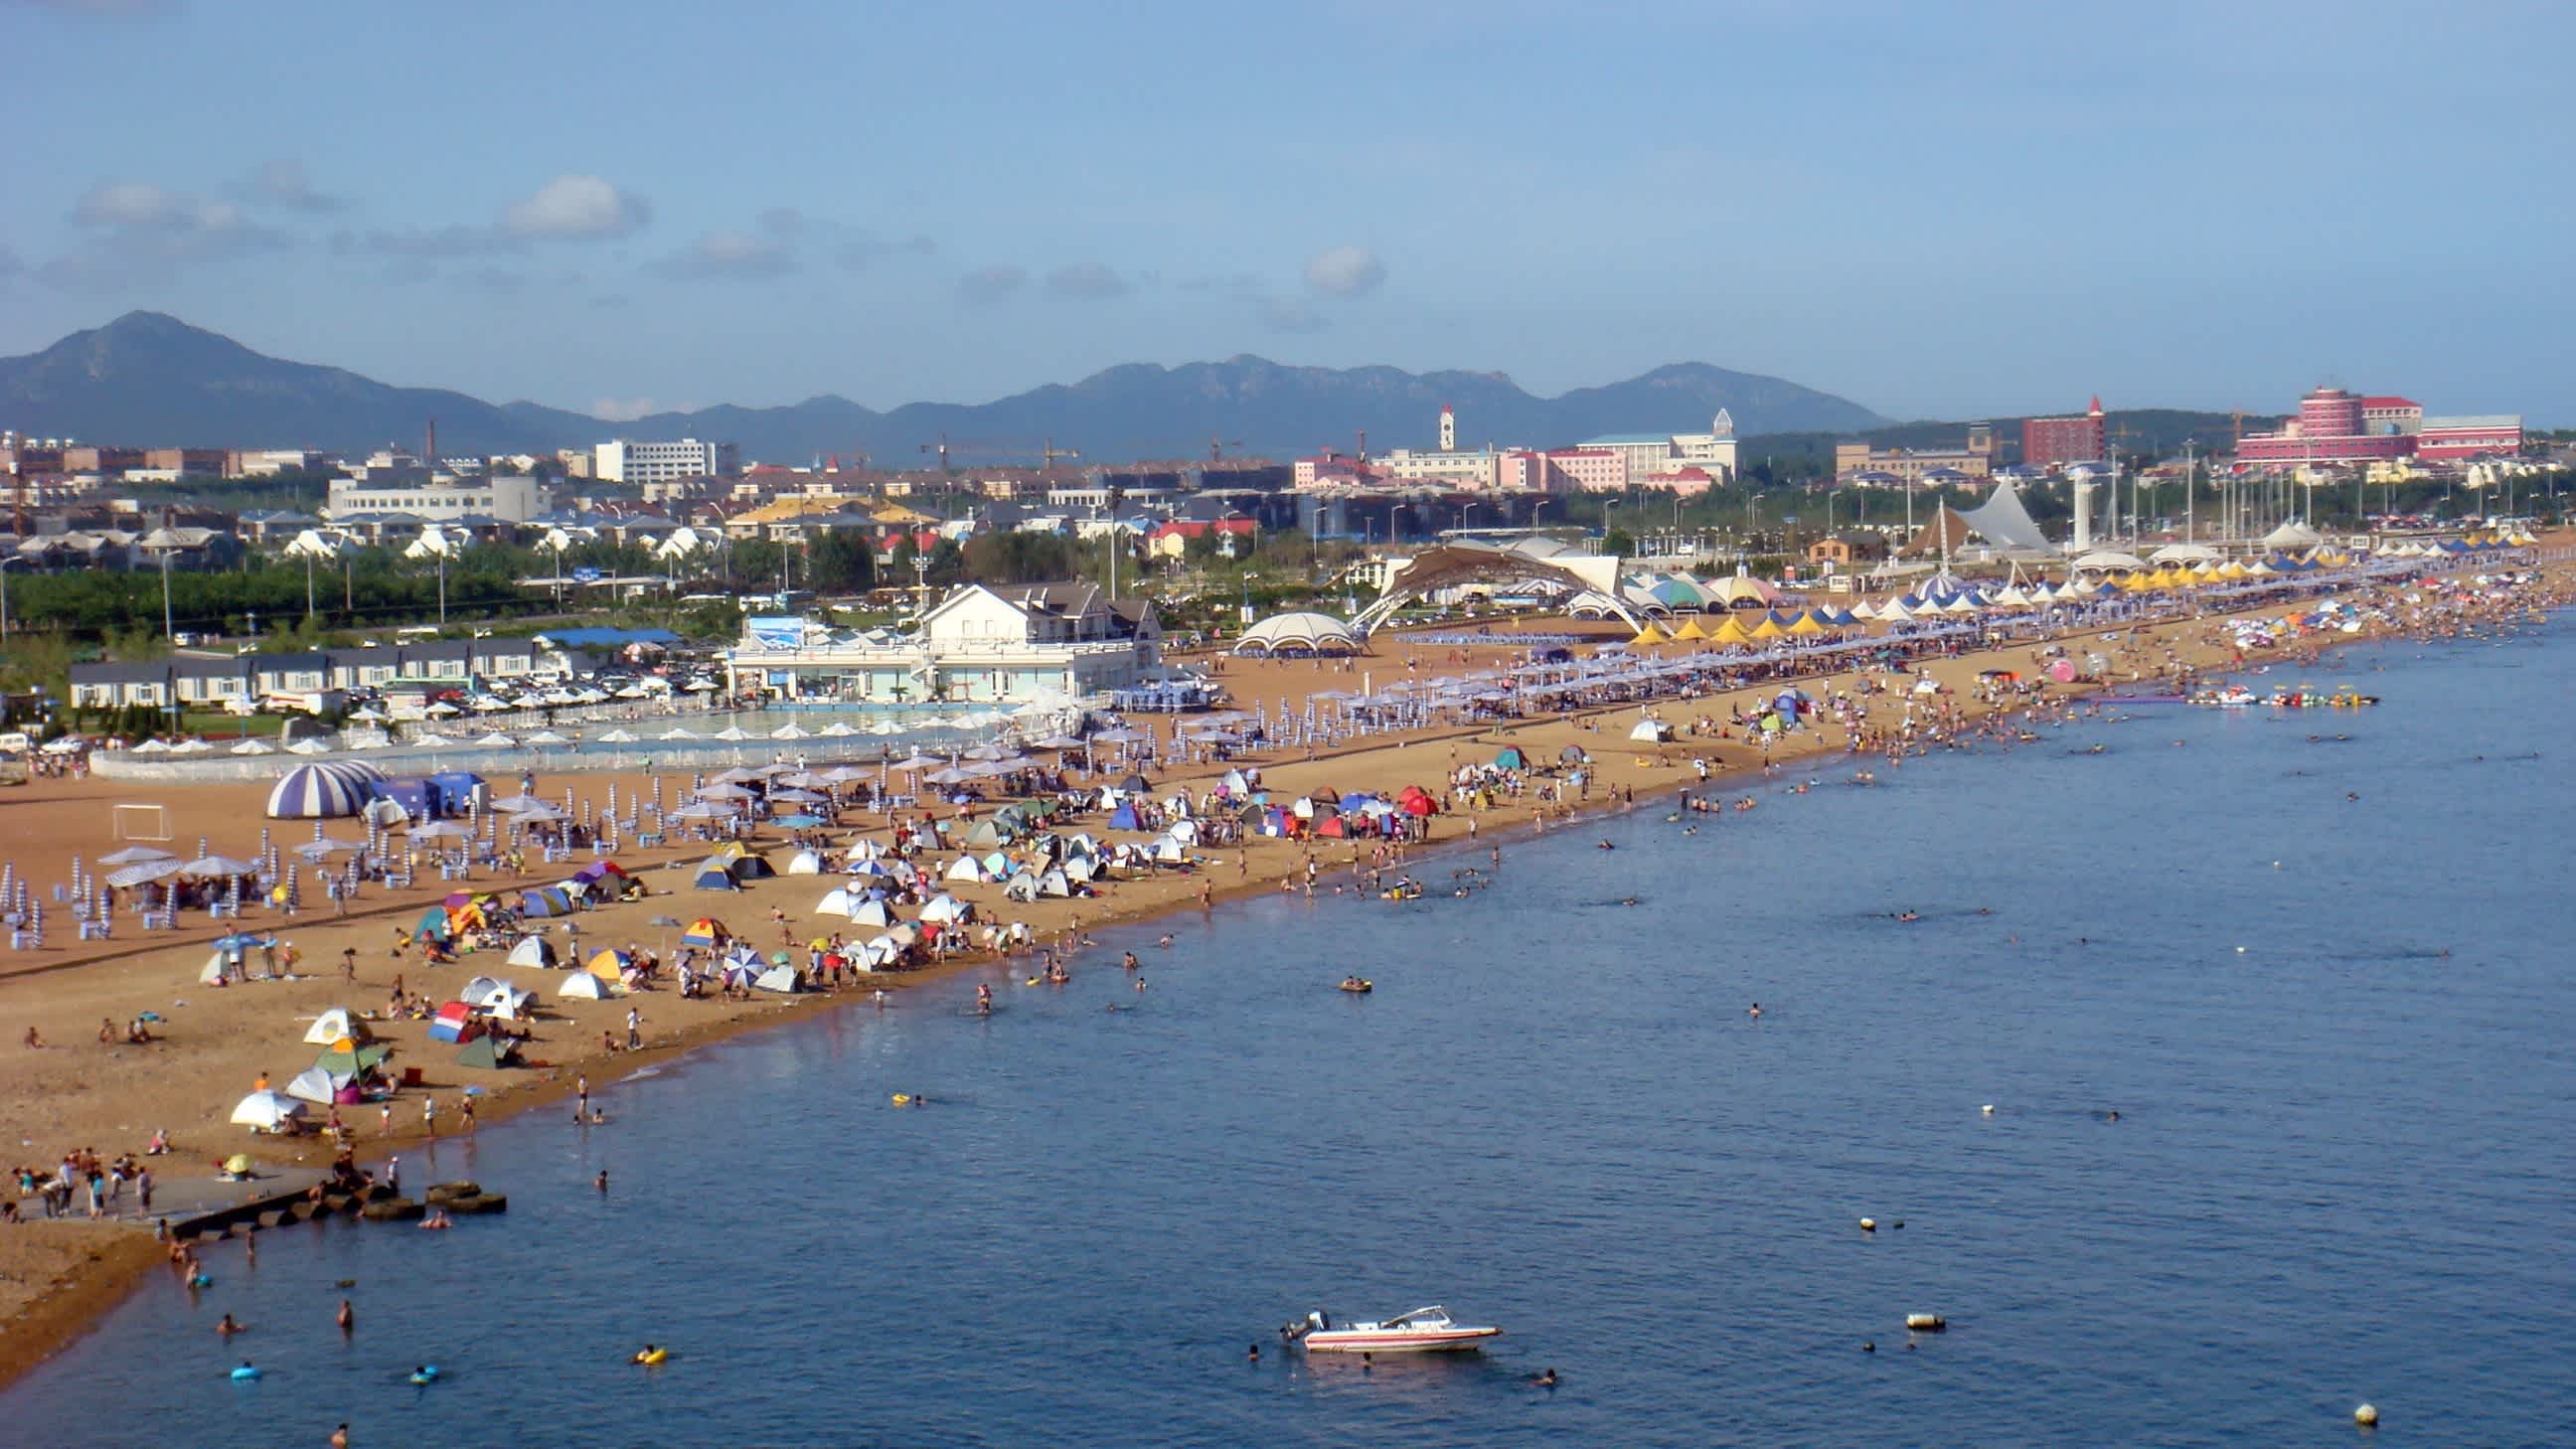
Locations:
1896;910;1920;922
216;1313;243;1337
631;1345;662;1365
1530;1368;1558;1386
418;1209;451;1230
975;984;993;1013
336;1299;354;1331
1122;950;1140;971
1747;1003;1762;1019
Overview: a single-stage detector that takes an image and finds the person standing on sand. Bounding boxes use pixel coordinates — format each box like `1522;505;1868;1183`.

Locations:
625;1007;642;1050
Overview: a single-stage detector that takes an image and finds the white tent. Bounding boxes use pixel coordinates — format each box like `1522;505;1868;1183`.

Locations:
302;1008;370;1046
1003;872;1041;902
1628;718;1674;742
504;936;556;969
284;1065;344;1105
1039;869;1073;897
944;856;988;884
852;898;900;928
752;963;802;993
918;893;971;923
231;1090;306;1132
785;850;824;876
558;970;616;1000
464;977;536;1019
199;951;236;986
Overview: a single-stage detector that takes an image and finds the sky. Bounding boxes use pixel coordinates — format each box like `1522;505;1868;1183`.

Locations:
3;0;2571;426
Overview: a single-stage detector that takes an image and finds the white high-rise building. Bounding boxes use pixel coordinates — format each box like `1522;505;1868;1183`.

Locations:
593;437;740;484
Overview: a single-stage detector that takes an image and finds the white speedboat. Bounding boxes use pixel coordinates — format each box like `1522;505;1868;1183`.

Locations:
1292;1306;1501;1354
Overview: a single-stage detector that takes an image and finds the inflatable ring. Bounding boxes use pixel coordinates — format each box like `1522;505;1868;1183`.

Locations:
889;1093;912;1106
230;1367;262;1381
636;1349;668;1366
407;1368;441;1384
189;1275;214;1289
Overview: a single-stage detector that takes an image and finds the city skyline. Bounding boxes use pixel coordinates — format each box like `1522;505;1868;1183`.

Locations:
4;0;2569;426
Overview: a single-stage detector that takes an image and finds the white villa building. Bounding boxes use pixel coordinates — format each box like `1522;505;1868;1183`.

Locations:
723;581;1164;704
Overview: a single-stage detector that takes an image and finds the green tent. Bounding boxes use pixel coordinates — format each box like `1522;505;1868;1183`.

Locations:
456;1036;518;1070
313;1044;393;1076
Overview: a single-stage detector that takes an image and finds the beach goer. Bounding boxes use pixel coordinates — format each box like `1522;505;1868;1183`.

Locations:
217;1312;243;1337
331;1425;350;1449
336;1299;354;1331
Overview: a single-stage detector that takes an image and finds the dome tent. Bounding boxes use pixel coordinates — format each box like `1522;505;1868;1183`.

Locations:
266;761;389;820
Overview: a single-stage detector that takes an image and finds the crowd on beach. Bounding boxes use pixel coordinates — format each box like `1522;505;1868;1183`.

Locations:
2;550;2566;1416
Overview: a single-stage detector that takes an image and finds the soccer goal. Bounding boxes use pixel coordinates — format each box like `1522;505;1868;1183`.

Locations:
111;802;175;842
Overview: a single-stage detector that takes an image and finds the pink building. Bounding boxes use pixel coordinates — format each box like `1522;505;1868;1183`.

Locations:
1635;466;1718;498
1543;447;1628;492
2236;387;2414;464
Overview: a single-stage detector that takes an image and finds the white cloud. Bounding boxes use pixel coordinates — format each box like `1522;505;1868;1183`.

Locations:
501;174;650;241
1045;261;1131;300
241;158;343;213
674;230;795;278
956;264;1028;304
43;179;287;286
1303;243;1386;298
591;398;659;422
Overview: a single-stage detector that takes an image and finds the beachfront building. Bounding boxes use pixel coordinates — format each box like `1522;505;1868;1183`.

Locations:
2022;398;2108;467
1835;424;1997;485
592;438;741;485
723;581;1163;705
2234;387;2525;466
325;473;544;523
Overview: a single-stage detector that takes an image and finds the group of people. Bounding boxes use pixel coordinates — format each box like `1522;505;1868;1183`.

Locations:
10;1147;151;1220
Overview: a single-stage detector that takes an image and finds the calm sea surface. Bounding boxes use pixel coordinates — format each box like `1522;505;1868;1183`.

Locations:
13;624;2573;1448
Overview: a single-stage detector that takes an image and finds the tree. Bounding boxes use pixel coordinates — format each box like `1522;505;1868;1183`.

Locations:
807;529;878;592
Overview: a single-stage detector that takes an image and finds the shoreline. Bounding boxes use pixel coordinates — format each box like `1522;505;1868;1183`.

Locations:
3;554;2562;1393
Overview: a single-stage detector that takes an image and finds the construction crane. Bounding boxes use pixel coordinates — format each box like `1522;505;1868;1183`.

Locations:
1209;436;1244;465
1042;438;1080;470
919;434;952;473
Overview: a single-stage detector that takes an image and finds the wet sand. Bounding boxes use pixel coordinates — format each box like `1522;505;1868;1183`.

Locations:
3;551;2563;1386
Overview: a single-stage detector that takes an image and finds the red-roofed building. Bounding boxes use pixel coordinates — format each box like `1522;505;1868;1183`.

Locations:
2361;397;2422;435
1146;517;1258;559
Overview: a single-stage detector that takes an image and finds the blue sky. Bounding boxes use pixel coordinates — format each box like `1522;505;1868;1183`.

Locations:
4;0;2569;426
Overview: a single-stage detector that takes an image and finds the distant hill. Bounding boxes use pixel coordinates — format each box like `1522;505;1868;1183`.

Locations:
0;313;1887;463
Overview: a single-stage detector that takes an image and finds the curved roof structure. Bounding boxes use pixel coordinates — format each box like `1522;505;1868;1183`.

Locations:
1349;544;1640;635
1234;611;1362;655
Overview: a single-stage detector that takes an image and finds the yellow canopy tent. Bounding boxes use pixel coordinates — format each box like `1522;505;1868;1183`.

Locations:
1786;610;1829;636
1630;622;1669;646
1748;616;1787;640
1708;615;1752;644
1669;617;1709;641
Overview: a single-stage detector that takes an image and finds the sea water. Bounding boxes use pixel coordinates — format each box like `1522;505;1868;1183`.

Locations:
11;625;2573;1447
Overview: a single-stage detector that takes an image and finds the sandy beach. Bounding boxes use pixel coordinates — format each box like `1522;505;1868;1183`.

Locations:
3;548;2563;1387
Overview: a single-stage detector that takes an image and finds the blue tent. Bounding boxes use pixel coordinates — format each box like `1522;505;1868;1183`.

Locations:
693;862;740;890
1106;802;1143;830
1494;746;1526;770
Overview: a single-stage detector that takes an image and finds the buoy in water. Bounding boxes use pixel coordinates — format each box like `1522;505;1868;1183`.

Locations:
1858;1217;1876;1231
889;1093;913;1106
2354;1403;2379;1427
2236;945;2247;953
1981;1104;1996;1115
1904;1313;1947;1332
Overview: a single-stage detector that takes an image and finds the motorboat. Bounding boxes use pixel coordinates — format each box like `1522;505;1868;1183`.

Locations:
1290;1306;1501;1354
1338;977;1373;994
2190;686;2260;709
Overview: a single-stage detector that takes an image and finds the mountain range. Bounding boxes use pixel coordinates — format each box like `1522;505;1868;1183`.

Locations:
0;312;1887;466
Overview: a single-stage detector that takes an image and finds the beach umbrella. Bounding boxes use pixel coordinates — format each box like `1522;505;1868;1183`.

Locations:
180;855;259;880
99;846;178;867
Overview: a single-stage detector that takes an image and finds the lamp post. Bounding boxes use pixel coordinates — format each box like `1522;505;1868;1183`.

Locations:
159;547;175;641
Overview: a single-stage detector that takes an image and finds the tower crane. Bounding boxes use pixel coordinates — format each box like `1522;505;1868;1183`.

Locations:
1209;436;1244;465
